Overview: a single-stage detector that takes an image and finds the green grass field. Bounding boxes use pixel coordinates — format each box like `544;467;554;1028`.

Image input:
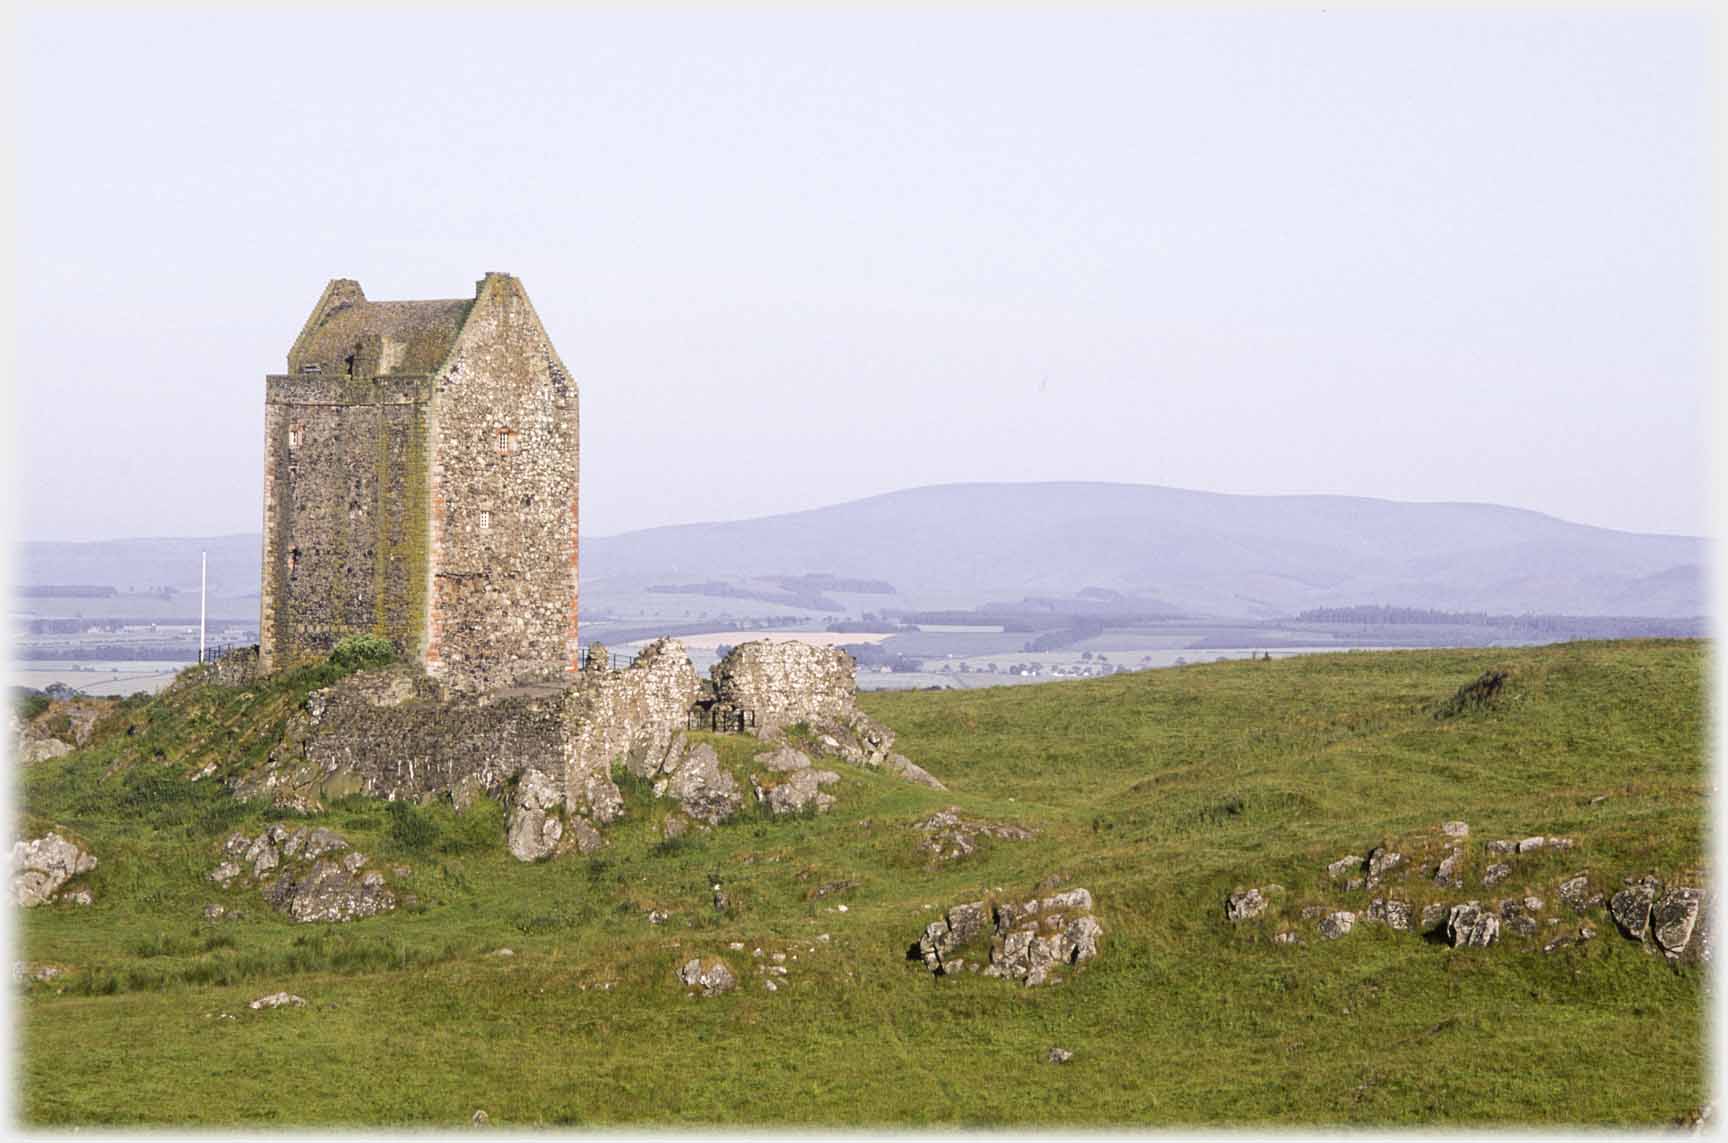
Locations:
11;639;1709;1127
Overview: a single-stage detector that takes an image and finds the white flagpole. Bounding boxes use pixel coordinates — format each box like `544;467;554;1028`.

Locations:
199;551;207;664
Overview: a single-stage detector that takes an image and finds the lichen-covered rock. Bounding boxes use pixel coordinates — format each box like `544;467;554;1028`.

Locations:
1434;847;1465;889
1441;821;1470;839
1498;899;1539;937
658;743;743;825
1447;902;1499;947
1653;887;1704;959
678;957;737;997
913;807;1035;863
1225;889;1267;922
1610;881;1658;941
216;826;397;923
1327;855;1365;880
1558;872;1602;912
1482;862;1512;887
1365;898;1412;931
21;739;73;764
919;886;1101;986
1318;911;1356;940
10;832;98;907
1365;848;1405;887
248;991;306;1010
751;766;840;816
883;753;946;790
265;857;397;923
1420;902;1450;933
507;807;563;863
506;768;567;861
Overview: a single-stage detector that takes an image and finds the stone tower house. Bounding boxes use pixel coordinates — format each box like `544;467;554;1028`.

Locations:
259;273;579;691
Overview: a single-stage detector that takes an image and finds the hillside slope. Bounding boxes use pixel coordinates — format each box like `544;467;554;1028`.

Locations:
13;639;1708;1126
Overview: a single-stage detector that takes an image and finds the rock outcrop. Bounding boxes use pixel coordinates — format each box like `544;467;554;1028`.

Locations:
914;807;1035;863
917;886;1102;986
677;957;737;997
709;641;946;790
212;826;400;922
10;832;98;907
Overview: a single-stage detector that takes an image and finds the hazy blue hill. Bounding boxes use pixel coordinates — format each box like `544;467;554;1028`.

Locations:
582;482;1707;618
15;484;1707;619
15;534;262;600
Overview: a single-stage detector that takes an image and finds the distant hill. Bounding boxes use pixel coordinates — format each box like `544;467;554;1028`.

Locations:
14;484;1709;620
582;483;1708;619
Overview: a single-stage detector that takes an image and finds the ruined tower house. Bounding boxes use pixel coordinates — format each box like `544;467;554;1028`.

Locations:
259;273;578;691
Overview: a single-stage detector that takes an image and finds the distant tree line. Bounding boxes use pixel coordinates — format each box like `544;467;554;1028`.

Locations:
1295;605;1703;638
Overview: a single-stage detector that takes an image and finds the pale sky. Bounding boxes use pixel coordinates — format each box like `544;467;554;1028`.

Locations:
9;7;1713;542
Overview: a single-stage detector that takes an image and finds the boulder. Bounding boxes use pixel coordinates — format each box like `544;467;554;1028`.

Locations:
661;743;743;825
265;858;397;923
1327;855;1365;880
248;992;306;1010
1047;1048;1074;1064
10;832;98;907
1482;863;1512;887
1557;873;1602;911
1365;848;1405;887
1225;889;1267;923
1318;911;1355;940
920;886;1102;986
1441;821;1470;838
1365;898;1412;931
1653;887;1704;959
506;807;562;863
1610;881;1658;941
215;826;397;923
678;957;737;997
913;807;1035;863
21;739;73;764
1446;902;1499;948
884;753;947;791
1433;847;1465;889
752;767;840;817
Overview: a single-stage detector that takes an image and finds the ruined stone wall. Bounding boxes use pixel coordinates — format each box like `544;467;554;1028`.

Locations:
260;374;431;671
258;668;567;808
711;640;858;734
424;274;579;692
559;638;702;824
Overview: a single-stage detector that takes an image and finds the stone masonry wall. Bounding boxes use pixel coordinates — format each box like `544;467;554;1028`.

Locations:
260;374;431;671
424;273;580;692
244;667;567;809
710;640;858;734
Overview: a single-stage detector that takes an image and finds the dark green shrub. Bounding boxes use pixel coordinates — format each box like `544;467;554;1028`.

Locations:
330;634;397;672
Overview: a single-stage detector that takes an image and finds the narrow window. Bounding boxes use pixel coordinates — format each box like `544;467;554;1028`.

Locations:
288;422;305;450
496;427;517;455
287;548;301;574
478;510;492;532
299;363;322;374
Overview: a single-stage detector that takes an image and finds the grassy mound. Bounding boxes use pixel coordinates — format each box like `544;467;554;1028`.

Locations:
13;640;1708;1127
